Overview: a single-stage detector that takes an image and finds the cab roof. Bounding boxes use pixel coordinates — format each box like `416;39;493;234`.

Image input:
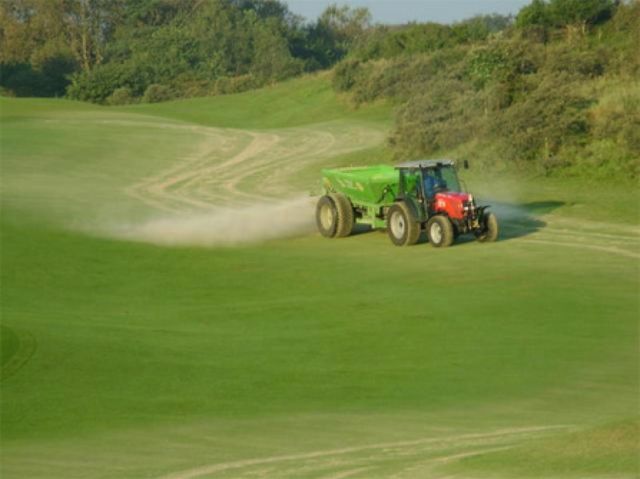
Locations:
394;159;455;170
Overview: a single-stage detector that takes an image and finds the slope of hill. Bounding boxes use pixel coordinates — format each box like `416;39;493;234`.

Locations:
1;74;638;479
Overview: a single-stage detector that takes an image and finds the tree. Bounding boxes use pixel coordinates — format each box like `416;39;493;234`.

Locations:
64;0;125;71
548;0;617;30
516;0;617;32
307;4;371;67
516;0;552;29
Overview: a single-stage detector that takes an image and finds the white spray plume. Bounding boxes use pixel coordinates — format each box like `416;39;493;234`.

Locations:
103;196;316;247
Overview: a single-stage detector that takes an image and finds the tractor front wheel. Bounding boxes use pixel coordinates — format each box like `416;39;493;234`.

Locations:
387;202;421;246
426;215;454;248
476;212;499;242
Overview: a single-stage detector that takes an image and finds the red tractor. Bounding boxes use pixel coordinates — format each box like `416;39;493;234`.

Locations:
318;159;499;247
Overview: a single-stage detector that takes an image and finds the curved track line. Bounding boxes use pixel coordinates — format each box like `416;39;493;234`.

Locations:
158;426;570;479
122;122;385;211
520;238;640;259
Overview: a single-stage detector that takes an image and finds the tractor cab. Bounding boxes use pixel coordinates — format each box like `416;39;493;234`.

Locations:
395;160;467;219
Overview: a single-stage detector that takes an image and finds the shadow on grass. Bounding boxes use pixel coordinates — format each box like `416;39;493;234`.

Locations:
348;200;564;245
490;200;564;242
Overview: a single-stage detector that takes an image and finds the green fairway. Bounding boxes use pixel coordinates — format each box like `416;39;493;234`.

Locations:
1;75;638;479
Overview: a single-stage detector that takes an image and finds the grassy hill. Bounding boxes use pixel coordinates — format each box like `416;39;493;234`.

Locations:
1;74;638;478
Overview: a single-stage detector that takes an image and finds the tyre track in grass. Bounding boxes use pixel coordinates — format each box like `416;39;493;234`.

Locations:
519;237;640;259
134;123;383;208
117;115;639;257
125;128;256;212
46;116;639;257
113;119;385;211
499;209;640;259
158;426;571;479
512;217;640;259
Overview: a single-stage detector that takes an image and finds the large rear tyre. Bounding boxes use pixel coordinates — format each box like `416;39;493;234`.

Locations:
476;212;499;242
315;194;354;239
426;215;454;248
387;202;421;246
316;195;337;238
330;193;354;238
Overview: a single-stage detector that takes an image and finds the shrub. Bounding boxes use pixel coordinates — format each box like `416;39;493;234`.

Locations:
0;86;16;97
590;89;640;156
142;84;172;103
106;87;134;105
465;46;510;89
332;59;362;92
516;0;552;29
492;72;593;162
0;63;48;97
213;75;258;95
390;79;484;159
516;0;617;30
0;52;76;98
548;0;617;29
67;63;150;103
544;43;606;77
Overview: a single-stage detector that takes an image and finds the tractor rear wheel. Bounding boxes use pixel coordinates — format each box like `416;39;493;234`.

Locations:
387;202;421;246
426;215;454;248
330;193;354;238
316;195;337;238
476;212;499;242
316;194;354;238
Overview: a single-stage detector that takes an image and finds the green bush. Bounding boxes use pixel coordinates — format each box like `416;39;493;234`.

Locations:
213;75;259;95
30;46;78;96
332;59;362;92
0;48;77;97
67;63;150;104
0;63;48;97
516;0;552;30
516;0;617;30
0;86;16;97
142;84;173;103
465;46;510;89
492;73;592;162
346;48;467;105
544;43;606;77
390;79;483;159
591;89;640;156
106;87;134;105
556;139;638;178
548;0;616;28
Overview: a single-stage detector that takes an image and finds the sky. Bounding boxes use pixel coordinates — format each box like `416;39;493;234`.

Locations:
285;0;532;24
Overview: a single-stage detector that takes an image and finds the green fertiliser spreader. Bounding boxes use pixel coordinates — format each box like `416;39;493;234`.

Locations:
316;160;498;247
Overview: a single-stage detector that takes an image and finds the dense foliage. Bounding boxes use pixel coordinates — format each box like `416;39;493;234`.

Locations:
1;0;638;178
0;0;370;102
333;0;639;178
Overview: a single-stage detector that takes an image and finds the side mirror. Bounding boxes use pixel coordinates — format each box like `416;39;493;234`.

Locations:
463;160;469;170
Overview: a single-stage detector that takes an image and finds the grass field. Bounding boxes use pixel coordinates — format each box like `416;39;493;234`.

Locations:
1;74;638;479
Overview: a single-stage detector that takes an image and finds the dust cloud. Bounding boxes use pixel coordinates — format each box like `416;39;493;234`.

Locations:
104;196;317;247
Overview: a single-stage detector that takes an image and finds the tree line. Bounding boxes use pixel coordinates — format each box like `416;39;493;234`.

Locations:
0;0;371;103
1;0;637;178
